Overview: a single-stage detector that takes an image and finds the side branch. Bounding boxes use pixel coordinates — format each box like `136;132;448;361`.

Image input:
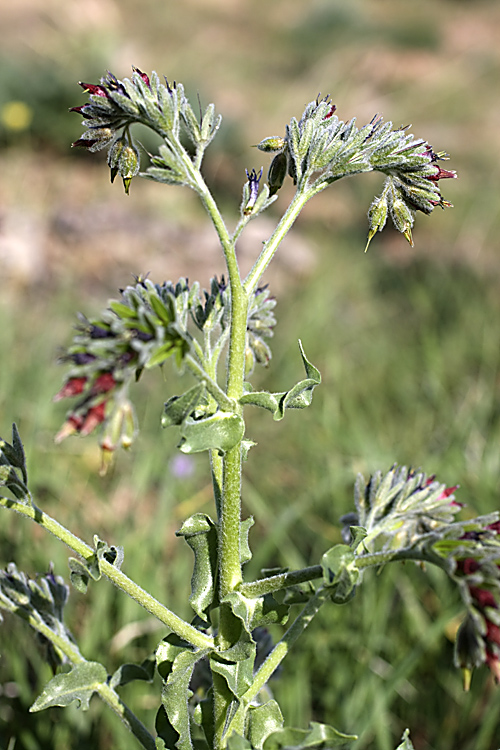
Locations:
0;497;214;651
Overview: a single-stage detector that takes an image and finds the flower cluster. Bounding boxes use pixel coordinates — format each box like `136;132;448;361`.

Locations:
366;144;456;248
452;521;500;686
71;68;221;193
348;465;463;552
245;285;276;375
257;94;456;247
54;277;192;469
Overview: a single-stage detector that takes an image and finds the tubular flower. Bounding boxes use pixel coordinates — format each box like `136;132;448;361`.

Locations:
453;520;500;686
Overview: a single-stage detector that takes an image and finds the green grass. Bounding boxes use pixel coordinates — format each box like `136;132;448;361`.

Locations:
2;234;500;750
2;0;500;747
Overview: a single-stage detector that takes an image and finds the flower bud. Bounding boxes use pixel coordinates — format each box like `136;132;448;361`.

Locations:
268;151;288;196
390;197;414;247
255;136;286;153
53;377;87;402
365;194;389;252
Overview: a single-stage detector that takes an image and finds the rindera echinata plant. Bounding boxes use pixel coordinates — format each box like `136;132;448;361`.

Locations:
1;67;499;750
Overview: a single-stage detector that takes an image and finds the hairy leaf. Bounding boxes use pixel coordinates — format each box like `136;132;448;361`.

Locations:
30;661;107;712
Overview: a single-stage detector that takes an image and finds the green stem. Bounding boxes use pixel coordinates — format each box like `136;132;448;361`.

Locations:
182;149;249;648
2;602;155;750
184;354;235;411
0;497;214;651
243;184;322;295
239;565;323;598
224;588;330;739
244;587;329;703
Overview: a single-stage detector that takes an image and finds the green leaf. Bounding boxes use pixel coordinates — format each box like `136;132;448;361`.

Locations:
30;661;107;712
321;545;360;604
110;659;155;689
162;384;206;428
248;701;284;750
146;341;177;368
178;412;245;455
224;591;289;631
68;556;100;594
240;516;254;566
156;635;211;750
226;734;253;750
94;535;124;569
240;342;321;421
263;721;357;750
148;293;175;326
210;651;255;702
109;300;137;319
176;513;218;621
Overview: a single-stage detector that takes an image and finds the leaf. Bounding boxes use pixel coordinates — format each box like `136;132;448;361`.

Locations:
30;661;107;712
162;384;206;428
226;734;253;750
110;659;155;689
210;652;255;702
240;342;321;421
176;513;218;621
240;516;254;566
321;545;360;604
146;341;177;368
94;536;124;570
224;591;289;631
248;700;284;750
109;300;137;319
68;556;100;594
178;412;245;455
156;635;211;750
263;721;357;750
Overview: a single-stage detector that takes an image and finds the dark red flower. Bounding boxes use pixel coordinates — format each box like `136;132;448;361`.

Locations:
457;558;481;575
92;372;116;394
78;81;109;98
428;165;457;182
132;66;150;87
72;137;101;150
53;377;87;402
469;586;497;610
485;648;500;683
80;402;107;436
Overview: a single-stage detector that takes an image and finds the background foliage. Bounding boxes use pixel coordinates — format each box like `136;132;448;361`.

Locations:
1;1;500;749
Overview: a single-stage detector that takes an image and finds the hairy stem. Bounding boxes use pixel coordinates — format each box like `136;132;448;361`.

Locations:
0;497;214;651
2;601;155;750
239;565;323;597
243;184;322;295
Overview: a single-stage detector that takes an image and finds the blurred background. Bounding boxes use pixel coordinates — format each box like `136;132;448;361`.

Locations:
1;0;500;748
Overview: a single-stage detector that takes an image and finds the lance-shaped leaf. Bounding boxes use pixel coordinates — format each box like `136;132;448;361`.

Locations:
321;545;360;604
162;384;206;428
263;721;357;750
178;412;245;454
210;649;256;707
0;423;30;502
156;635;211;750
223;591;289;631
176;513;218;621
240;342;320;421
110;657;155;689
68;536;123;593
30;661;108;712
